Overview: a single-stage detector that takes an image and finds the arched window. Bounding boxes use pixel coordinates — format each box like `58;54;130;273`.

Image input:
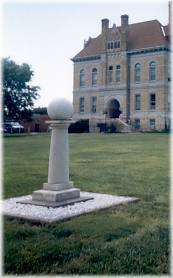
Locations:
92;68;97;86
149;61;156;81
80;69;85;87
108;66;113;83
115;65;121;82
135;63;141;83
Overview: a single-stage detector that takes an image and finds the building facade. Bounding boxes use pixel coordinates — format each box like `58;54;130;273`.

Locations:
72;12;170;132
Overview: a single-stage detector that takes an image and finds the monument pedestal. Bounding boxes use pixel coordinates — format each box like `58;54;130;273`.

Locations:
19;118;93;207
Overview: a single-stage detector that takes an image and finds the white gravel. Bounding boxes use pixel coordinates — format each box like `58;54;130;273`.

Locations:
3;192;138;223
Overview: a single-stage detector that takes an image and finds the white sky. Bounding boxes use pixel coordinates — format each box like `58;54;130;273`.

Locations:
2;0;169;107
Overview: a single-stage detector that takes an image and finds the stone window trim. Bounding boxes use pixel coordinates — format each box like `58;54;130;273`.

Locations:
79;97;85;113
79;69;85;88
135;94;141;110
134;63;141;83
149;61;157;81
92;68;98;86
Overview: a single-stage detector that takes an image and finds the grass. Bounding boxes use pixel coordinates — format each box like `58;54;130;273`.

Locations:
3;133;170;274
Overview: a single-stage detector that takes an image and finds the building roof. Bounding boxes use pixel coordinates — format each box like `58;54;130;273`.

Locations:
73;19;169;60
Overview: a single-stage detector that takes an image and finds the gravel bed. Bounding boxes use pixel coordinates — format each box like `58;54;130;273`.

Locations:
3;192;138;223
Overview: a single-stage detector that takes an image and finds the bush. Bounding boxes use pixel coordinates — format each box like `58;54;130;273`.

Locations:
97;123;107;133
68;120;89;133
97;123;117;133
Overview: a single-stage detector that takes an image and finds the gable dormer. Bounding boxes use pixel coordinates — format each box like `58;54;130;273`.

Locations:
107;25;121;51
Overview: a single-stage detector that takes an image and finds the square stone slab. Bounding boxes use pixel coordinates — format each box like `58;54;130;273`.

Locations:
3;191;139;223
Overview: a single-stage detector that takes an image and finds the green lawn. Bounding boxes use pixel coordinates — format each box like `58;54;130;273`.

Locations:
3;133;170;275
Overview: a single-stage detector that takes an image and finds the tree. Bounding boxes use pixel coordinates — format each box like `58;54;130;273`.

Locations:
3;57;40;121
33;107;47;115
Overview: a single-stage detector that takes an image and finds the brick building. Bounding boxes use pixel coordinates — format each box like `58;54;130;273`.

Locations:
72;8;170;132
21;114;49;133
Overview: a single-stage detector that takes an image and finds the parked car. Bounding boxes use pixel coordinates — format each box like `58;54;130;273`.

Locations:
4;122;24;134
0;124;7;133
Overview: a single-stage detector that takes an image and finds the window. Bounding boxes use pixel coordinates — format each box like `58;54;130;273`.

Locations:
134;119;140;129
150;93;156;110
79;69;85;87
79;97;84;112
114;41;117;48
149;61;156;81
135;95;141;110
114;41;120;48
115;65;121;82
135;63;141;83
91;96;97;113
108;66;113;83
150;119;156;129
108;41;120;49
92;68;97;86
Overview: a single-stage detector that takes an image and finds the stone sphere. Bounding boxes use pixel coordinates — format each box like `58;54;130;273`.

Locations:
47;98;73;120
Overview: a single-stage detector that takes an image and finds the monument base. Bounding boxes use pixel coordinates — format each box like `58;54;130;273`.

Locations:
4;192;139;223
18;195;93;208
18;186;94;208
32;188;80;203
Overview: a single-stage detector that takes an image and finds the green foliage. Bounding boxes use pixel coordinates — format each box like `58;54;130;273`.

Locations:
3;133;170;275
3;57;40;120
33;107;47;115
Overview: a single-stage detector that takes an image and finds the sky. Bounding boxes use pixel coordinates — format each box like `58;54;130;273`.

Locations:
2;0;169;107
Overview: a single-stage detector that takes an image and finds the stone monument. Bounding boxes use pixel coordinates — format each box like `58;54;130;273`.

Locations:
20;98;93;207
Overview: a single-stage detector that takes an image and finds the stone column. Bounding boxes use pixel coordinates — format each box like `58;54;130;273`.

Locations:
44;120;73;191
32;120;80;204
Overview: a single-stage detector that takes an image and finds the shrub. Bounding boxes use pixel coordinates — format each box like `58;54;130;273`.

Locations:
68;120;89;133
